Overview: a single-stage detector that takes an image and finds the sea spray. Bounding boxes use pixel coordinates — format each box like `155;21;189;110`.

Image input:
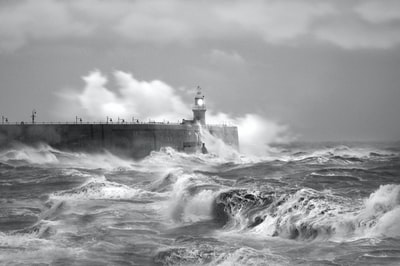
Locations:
166;172;220;223
50;176;154;201
0;143;136;170
0;141;399;265
199;125;241;161
355;184;400;238
212;184;400;242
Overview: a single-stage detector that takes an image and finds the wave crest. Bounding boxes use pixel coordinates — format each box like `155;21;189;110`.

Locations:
50;176;153;200
212;184;400;241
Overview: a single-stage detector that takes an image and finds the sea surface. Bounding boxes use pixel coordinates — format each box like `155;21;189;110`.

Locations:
0;141;400;265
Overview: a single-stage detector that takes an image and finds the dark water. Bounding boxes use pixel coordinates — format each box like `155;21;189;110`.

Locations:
0;141;400;265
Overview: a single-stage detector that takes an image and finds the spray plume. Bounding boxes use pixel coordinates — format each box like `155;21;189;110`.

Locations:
55;70;291;156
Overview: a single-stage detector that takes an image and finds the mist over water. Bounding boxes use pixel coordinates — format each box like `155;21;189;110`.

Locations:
0;141;399;265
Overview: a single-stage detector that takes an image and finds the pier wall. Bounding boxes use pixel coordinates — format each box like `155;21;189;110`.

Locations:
0;123;238;158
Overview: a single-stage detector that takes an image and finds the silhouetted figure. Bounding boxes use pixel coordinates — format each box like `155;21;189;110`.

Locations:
31;110;36;124
201;143;208;154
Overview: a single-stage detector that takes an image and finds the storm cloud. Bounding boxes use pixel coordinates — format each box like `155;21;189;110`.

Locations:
1;0;400;52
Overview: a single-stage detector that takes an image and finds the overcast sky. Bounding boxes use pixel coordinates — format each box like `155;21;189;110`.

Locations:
0;0;399;142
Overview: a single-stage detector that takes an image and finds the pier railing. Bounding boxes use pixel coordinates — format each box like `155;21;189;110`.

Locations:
0;121;235;127
0;121;181;125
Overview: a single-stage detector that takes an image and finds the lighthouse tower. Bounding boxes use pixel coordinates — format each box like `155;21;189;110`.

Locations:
192;86;206;125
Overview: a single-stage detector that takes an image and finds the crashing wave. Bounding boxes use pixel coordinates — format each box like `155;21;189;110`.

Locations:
0;143;59;165
212;184;400;241
0;143;138;170
213;189;276;229
166;172;221;223
50;176;154;200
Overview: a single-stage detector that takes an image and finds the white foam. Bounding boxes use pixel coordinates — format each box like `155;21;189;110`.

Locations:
0;143;139;170
200;126;241;161
213;247;289;266
286;145;398;163
355;184;400;238
0;143;59;164
50;176;153;200
0;231;50;247
248;188;348;240
182;189;216;222
246;185;400;242
166;172;219;223
0;234;82;265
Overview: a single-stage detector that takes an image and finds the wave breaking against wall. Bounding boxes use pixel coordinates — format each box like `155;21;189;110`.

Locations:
0;87;238;159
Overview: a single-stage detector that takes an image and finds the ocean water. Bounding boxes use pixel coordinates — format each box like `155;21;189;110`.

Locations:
0;141;400;265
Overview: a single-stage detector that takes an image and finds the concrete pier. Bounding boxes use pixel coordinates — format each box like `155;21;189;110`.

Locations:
0;123;239;159
0;88;239;158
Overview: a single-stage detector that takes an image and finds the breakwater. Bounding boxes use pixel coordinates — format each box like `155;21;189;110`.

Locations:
0;123;238;159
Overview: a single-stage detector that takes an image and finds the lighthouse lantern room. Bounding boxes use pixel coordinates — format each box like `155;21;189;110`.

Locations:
192;86;206;125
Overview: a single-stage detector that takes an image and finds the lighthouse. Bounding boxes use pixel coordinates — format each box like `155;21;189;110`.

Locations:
192;86;206;125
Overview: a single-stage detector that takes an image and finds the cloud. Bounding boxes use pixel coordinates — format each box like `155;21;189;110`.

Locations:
314;16;400;49
355;0;400;23
1;0;400;52
56;70;291;155
214;0;334;43
79;71;124;118
312;1;400;49
207;49;245;65
0;0;92;52
61;70;190;122
113;71;190;121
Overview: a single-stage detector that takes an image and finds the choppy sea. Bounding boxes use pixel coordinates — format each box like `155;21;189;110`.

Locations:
0;141;400;265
